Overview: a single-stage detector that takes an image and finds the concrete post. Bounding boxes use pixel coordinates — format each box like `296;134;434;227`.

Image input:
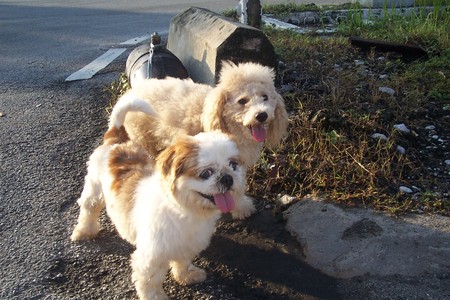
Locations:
237;0;262;28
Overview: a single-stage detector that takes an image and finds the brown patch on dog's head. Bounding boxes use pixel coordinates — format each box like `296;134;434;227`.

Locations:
156;137;199;192
109;142;153;195
103;126;130;145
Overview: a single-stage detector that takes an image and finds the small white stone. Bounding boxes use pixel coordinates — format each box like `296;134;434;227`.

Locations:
394;123;410;133
399;186;413;194
425;125;436;130
445;160;450;166
372;133;388;141
354;60;365;66
397;145;406;154
379;86;395;96
379;74;388;79
278;195;296;205
431;135;439;140
265;204;273;209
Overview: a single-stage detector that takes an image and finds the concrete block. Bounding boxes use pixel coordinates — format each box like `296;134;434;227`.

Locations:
167;7;276;85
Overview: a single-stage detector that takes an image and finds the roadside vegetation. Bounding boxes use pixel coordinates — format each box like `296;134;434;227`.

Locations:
110;2;449;215
249;2;449;215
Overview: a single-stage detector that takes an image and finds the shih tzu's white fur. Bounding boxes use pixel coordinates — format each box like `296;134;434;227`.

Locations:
71;98;244;300
118;61;289;219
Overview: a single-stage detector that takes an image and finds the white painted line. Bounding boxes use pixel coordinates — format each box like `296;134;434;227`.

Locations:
65;48;127;82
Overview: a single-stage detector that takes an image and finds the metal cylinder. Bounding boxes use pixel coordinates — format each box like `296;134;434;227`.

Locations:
125;32;189;87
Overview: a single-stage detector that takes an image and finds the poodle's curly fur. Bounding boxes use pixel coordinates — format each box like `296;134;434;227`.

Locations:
119;61;289;218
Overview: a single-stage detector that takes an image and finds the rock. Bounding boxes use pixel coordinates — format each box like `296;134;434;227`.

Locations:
399;186;413;194
379;86;395;96
393;123;410;133
425;125;436;130
278;195;296;206
396;145;406;154
372;133;388;141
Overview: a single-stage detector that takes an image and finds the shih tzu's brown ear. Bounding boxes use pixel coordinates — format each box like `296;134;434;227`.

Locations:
156;138;199;191
266;93;289;149
201;87;228;132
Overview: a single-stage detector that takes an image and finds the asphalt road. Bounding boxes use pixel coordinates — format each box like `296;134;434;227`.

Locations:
0;1;288;299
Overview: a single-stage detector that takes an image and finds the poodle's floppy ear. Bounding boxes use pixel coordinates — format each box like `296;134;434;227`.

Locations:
266;94;289;148
201;87;228;132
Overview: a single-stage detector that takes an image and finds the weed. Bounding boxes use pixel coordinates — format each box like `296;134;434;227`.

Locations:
104;73;130;114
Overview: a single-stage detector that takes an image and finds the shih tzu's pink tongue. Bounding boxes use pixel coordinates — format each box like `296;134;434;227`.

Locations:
251;124;266;142
213;191;235;213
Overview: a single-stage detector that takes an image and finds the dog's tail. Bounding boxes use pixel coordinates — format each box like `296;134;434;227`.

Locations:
104;93;158;145
109;92;158;129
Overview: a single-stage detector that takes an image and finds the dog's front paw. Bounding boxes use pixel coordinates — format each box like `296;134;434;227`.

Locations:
70;222;101;241
231;196;256;219
172;264;206;285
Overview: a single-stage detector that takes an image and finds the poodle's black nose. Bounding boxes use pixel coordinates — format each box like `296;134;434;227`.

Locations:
219;174;233;189
256;112;268;123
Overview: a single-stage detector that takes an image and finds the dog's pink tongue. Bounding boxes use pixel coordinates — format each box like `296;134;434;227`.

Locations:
252;125;266;142
213;191;235;213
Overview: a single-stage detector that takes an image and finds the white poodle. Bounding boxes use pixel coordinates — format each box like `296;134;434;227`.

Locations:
119;61;289;219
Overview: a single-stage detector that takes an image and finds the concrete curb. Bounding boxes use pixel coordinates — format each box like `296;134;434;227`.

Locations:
283;197;450;279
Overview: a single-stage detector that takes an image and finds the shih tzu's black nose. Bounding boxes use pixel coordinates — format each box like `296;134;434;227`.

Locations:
219;174;233;189
256;112;268;123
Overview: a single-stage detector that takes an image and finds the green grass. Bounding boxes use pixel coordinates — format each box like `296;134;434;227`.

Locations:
337;0;449;53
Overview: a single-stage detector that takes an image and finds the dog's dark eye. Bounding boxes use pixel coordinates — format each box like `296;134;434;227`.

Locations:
229;161;239;171
238;98;248;105
199;168;214;180
262;95;269;101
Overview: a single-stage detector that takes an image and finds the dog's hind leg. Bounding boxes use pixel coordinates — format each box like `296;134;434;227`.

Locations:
71;176;105;241
170;260;206;285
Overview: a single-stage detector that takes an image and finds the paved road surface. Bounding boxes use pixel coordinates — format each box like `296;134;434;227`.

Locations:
0;1;304;299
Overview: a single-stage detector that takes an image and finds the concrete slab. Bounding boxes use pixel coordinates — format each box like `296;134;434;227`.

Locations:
283;197;450;279
167;7;276;85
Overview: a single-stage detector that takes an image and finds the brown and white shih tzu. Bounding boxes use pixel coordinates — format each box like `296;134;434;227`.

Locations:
71;98;244;300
